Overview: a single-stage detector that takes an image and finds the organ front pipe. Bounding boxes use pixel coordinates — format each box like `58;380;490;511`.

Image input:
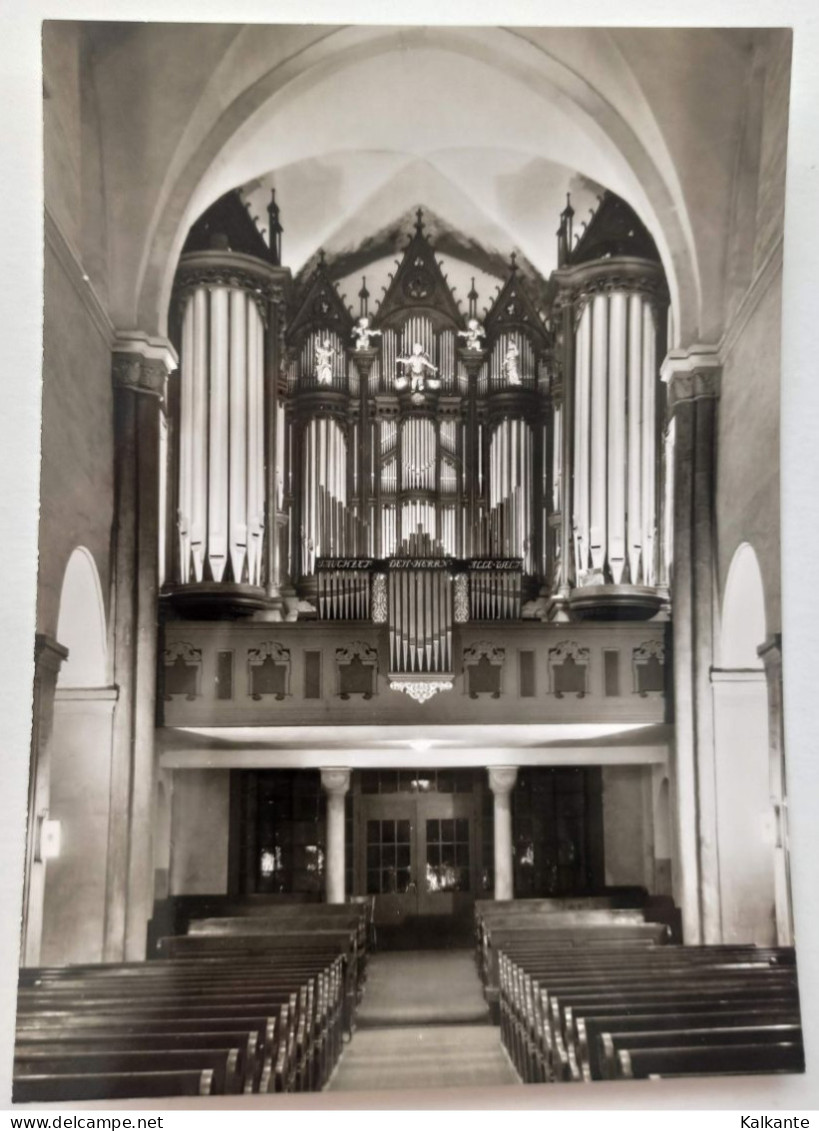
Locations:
208;286;229;582
641;300;657;585
574;303;591;578
178;298;194;582
608;291;627;584
249;304;265;587
627;293;643;584
229;288;247;583
589;292;608;575
191;287;208;581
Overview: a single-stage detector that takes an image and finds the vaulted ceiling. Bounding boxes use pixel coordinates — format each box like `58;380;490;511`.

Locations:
238;155;603;317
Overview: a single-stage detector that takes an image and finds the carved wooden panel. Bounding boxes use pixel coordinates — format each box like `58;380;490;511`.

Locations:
548;641;590;698
248;642;291;701
633;640;665;697
163;642;202;701
336;641;378;700
463;642;505;699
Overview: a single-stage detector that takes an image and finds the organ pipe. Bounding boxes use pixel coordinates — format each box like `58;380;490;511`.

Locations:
175;278;267;588
607;291;627;584
300;417;348;576
488;419;534;573
568;283;664;589
574;302;591;581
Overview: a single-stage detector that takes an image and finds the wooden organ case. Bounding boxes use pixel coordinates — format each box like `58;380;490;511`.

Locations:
163;195;670;700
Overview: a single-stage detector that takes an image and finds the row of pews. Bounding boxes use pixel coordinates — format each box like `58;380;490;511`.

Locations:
475;897;804;1084
14;901;369;1104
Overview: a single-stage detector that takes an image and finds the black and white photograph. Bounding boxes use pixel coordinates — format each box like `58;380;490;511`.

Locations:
1;5;818;1111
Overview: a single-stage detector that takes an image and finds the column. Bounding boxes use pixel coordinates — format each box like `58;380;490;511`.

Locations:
21;634;68;966
488;766;518;900
321;769;351;904
759;635;793;945
109;334;177;961
660;346;721;944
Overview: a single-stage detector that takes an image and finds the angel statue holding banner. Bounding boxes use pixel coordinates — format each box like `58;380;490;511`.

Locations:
352;316;382;351
457;318;486;351
395;342;440;398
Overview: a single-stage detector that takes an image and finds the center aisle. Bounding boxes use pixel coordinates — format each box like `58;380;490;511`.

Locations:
327;950;519;1092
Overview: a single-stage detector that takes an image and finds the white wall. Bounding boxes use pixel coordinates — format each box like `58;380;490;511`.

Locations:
602;764;655;889
169;770;231;895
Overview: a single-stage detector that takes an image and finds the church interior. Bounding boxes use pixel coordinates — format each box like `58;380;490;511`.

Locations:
7;20;811;1101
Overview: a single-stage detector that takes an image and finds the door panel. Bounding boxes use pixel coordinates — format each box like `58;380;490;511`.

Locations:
357;790;477;928
417;793;475;919
359;797;419;926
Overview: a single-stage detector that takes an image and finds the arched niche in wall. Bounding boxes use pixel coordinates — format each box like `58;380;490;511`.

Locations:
55;547;108;688
711;542;777;946
42;547;116;966
720;541;766;669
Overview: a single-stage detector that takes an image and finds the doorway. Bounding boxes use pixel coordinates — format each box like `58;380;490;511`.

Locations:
355;769;481;947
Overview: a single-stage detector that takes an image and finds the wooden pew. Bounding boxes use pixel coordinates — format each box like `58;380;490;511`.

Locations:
14;1049;241;1095
19;955;348;1091
580;1007;801;1081
482;921;669;1016
13;1069;214;1103
494;941;802;1084
16;1009;285;1093
599;1024;804;1080
158;930;361;1034
616;1041;805;1079
14;1032;259;1094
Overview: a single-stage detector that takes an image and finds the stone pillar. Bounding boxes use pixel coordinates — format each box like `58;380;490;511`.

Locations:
660;346;721;944
108;334;177;961
488;766;518;900
21;634;68;967
321;769;351;904
759;634;793;945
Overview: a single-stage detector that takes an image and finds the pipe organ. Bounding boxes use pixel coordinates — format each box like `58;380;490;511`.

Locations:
569;290;659;589
169;251;285;605
166;191;669;634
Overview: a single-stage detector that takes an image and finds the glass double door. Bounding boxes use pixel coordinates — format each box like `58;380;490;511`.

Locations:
357;791;477;928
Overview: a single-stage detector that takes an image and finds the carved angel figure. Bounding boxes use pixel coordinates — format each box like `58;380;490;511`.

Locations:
502;340;522;385
315;339;335;385
457;318;486;351
352;316;382;351
395;342;440;394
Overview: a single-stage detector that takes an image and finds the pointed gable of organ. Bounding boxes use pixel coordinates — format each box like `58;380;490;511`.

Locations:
182;188;272;261
483;255;551;349
566;190;661;267
288;251;355;344
285;252;355;391
373;209;465;332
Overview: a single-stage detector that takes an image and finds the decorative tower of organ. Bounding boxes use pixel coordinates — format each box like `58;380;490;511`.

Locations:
550;193;670;618
162;191;670;698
